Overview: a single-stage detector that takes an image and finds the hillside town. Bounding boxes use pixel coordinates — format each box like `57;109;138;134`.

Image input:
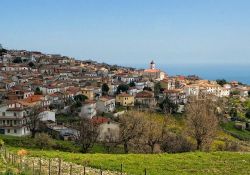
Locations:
0;45;250;145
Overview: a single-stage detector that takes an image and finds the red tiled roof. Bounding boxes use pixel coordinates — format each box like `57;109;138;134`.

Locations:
144;69;160;73
136;91;154;98
91;117;110;125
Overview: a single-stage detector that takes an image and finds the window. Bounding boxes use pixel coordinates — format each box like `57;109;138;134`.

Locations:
7;129;10;133
14;112;16;117
7;120;9;125
3;120;5;125
14;129;17;133
14;120;17;125
2;112;5;116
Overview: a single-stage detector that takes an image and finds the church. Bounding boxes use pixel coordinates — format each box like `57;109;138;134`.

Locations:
143;60;166;81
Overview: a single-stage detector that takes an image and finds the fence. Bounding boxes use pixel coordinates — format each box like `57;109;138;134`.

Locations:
1;147;151;175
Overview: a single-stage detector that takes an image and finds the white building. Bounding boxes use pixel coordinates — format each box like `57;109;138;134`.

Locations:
96;97;116;113
97;121;120;142
79;100;97;119
38;110;55;122
40;85;60;95
184;85;200;97
108;84;119;96
0;102;30;136
217;87;230;97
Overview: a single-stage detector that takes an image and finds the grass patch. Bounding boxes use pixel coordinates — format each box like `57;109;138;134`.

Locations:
221;122;250;141
8;147;250;175
0;134;80;153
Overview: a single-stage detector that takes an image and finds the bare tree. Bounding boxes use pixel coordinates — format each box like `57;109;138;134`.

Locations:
119;111;145;153
143;115;166;153
25;105;42;138
186;96;218;150
102;131;118;153
74;118;98;153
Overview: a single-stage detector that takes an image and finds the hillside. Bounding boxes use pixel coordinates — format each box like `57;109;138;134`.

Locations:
7;147;250;175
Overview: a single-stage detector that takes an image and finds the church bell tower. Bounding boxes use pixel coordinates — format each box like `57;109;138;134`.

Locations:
150;60;155;69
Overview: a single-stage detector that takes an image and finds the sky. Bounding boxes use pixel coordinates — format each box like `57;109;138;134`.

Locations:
1;0;250;66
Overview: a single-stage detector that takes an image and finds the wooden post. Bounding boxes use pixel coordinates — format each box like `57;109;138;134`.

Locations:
8;152;11;163
100;166;102;175
32;161;35;175
48;159;51;175
83;166;86;175
20;156;22;170
58;158;61;175
69;164;72;175
121;163;123;175
39;157;42;175
13;155;16;165
11;154;14;165
4;147;6;159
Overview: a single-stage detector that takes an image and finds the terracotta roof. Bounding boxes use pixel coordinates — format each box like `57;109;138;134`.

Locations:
22;95;43;103
91;116;110;125
136;91;154;98
99;96;115;101
144;69;160;73
117;93;133;97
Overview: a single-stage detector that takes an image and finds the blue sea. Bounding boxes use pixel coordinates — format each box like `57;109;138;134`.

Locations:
127;63;250;85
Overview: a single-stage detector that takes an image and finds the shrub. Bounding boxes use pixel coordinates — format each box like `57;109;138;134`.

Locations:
224;140;240;151
34;133;55;149
211;140;226;151
161;133;194;153
52;140;80;152
17;149;28;157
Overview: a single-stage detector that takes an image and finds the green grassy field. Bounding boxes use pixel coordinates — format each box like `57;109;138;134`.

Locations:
221;122;250;140
8;147;250;175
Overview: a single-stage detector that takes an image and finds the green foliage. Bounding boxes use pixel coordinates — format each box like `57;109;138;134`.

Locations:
0;139;4;148
221;122;250;141
216;79;227;86
56;114;80;124
246;109;250;119
154;82;162;97
230;90;240;96
229;108;237;118
73;94;88;108
129;81;135;87
116;84;129;94
143;87;152;91
74;94;88;102
101;83;109;95
28;62;35;67
34;87;42;95
0;48;7;56
159;96;178;114
211;140;226;151
12;57;22;63
0;134;80;152
34;133;55;149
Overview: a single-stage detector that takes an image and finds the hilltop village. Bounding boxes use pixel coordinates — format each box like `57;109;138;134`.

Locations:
0;46;250;152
